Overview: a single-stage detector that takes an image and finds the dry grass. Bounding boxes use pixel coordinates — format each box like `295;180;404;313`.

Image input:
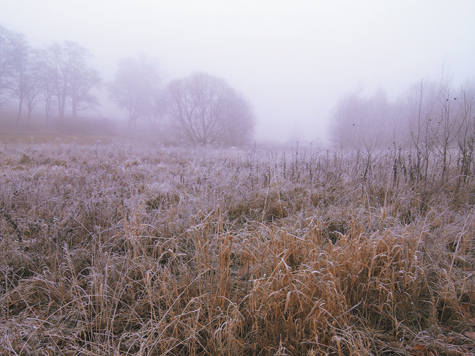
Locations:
1;137;475;355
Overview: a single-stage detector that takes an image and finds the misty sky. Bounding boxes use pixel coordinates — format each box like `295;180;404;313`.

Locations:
1;0;474;144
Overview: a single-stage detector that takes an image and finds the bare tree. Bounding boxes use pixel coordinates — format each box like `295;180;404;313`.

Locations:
42;41;101;120
433;83;463;182
108;54;160;128
3;31;30;123
405;81;435;183
23;50;44;122
69;63;101;118
165;72;255;146
0;25;12;107
0;25;27;109
36;55;56;121
404;79;466;184
455;85;475;189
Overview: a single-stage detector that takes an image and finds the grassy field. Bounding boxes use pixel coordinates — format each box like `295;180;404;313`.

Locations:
1;133;475;355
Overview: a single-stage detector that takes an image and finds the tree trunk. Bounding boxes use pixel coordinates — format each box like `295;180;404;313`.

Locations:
59;91;67;120
45;98;51;123
72;100;77;119
16;96;24;125
27;105;33;123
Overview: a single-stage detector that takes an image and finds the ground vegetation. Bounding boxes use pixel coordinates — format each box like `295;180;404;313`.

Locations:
1;132;475;355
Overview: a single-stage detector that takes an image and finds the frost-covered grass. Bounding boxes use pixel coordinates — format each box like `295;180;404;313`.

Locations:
1;138;475;355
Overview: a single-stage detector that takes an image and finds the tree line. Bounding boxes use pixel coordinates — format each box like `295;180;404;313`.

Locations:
0;24;255;146
0;25;101;123
330;78;475;187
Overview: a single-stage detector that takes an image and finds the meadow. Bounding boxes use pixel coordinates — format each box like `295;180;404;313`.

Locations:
1;133;475;355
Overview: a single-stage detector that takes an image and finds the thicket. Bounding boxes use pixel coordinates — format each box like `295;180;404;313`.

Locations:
330;80;475;163
1;138;475;355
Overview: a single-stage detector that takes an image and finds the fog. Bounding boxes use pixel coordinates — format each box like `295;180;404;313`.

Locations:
1;0;474;144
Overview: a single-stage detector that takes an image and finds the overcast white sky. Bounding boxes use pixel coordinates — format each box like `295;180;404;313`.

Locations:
1;0;474;144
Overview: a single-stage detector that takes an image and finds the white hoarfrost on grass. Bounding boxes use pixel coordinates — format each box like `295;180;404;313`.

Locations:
1;139;475;355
